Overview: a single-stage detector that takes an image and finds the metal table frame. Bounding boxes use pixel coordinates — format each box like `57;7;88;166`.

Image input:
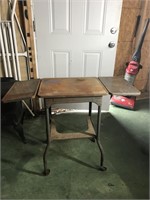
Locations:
2;77;141;176
43;97;107;175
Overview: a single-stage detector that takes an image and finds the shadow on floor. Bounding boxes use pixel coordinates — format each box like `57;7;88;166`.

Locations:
1;100;149;199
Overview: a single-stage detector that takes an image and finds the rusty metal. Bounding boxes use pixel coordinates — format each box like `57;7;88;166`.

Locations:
40;78;107;175
1;76;142;175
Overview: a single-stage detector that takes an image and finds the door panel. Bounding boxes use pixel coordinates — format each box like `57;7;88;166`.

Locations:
33;0;123;110
50;0;70;34
84;0;105;34
52;51;70;77
83;52;101;76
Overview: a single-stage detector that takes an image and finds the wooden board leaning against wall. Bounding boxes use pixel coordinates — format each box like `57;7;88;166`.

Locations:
114;0;150;99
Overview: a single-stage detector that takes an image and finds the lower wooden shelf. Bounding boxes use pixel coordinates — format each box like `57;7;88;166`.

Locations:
50;116;96;141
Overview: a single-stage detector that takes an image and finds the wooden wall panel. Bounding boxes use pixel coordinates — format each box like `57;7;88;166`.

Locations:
114;0;140;78
19;57;28;80
114;42;132;76
0;57;4;77
119;8;140;42
1;0;10;20
114;0;150;98
134;0;150;92
123;0;141;8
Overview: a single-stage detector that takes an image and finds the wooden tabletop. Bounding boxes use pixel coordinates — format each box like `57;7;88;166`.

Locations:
99;77;141;96
2;77;141;103
38;77;108;98
2;79;41;103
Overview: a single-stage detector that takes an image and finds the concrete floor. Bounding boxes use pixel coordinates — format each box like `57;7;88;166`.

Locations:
1;99;149;199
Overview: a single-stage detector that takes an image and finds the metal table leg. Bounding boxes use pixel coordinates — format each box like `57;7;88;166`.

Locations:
96;105;107;171
42;99;106;175
43;100;51;176
89;102;92;116
89;102;95;142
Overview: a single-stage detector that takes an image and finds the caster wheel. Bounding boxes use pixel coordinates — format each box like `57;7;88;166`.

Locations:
99;166;107;171
43;169;50;176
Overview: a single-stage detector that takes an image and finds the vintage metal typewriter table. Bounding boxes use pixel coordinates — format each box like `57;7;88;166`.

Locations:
2;77;141;176
38;77;141;175
38;77;109;175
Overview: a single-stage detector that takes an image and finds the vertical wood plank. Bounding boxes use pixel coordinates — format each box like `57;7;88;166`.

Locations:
22;0;37;79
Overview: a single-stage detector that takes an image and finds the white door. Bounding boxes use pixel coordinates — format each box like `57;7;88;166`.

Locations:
32;0;122;110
